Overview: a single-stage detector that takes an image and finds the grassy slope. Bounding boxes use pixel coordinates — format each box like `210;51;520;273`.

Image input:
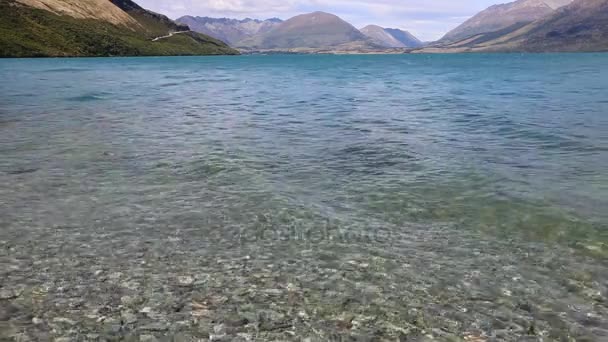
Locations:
0;1;238;57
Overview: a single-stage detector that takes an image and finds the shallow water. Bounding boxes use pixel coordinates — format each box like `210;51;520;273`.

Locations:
0;54;607;341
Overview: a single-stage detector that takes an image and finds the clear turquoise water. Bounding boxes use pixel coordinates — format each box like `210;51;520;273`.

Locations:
0;54;607;340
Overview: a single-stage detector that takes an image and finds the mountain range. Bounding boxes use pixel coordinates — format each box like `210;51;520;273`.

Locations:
233;12;382;52
176;16;283;45
1;0;607;56
176;0;606;53
0;0;238;57
180;12;423;53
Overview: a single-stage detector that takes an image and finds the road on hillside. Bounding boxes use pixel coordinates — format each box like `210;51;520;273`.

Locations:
152;30;191;42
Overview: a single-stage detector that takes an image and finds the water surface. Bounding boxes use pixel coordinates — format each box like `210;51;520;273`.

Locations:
0;54;607;340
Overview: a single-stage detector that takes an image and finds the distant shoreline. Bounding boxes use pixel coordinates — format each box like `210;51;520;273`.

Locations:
238;48;608;55
2;51;607;59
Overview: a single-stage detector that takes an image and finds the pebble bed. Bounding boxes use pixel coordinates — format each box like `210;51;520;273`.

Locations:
1;214;607;341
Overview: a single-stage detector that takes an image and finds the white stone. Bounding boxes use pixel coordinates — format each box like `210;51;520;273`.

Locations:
177;276;195;286
139;307;152;314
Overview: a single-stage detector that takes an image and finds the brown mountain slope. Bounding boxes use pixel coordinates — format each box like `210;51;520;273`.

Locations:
15;0;140;27
417;0;608;52
440;0;573;43
519;0;608;51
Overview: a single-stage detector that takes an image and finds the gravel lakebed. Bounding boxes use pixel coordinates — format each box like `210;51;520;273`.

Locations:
1;216;607;341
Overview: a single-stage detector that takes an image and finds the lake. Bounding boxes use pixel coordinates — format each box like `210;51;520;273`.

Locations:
1;54;607;340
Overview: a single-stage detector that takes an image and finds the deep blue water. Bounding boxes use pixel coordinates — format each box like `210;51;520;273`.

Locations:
1;54;607;339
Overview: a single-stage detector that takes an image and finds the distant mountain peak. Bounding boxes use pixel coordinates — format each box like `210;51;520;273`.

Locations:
287;11;344;23
309;11;334;16
361;24;383;30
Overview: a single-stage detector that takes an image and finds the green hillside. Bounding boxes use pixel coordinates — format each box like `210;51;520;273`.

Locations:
0;0;239;57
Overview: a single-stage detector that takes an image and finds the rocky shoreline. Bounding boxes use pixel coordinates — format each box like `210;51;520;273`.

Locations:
2;218;606;341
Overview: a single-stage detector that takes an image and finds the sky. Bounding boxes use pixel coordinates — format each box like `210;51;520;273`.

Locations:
136;0;503;41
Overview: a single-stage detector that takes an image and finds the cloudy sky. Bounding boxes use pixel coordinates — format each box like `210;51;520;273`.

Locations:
136;0;502;41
